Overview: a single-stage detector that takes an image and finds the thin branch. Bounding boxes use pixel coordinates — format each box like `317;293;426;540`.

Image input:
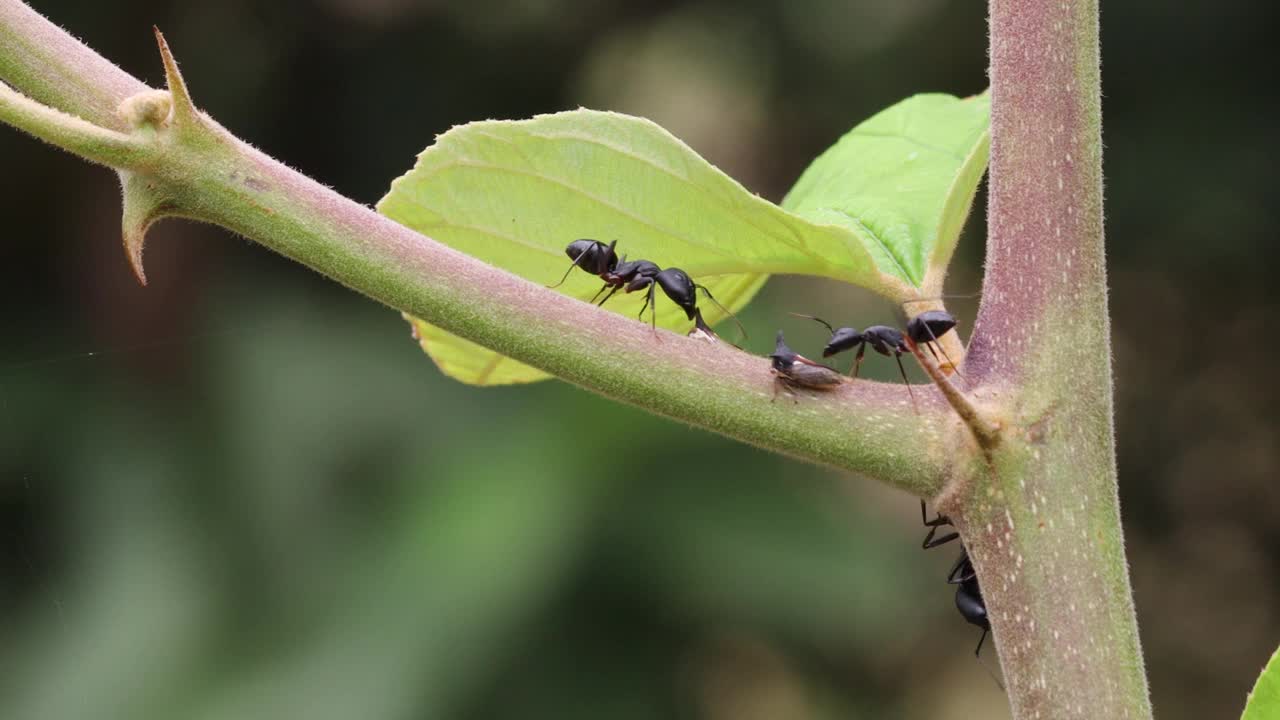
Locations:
0;2;963;493
0;79;147;167
907;340;998;453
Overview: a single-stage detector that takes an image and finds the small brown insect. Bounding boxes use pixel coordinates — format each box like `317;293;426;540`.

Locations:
769;331;846;401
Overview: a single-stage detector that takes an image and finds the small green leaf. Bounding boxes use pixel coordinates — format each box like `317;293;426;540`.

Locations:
378;98;988;385
376;110;842;385
1242;646;1280;720
782;92;991;291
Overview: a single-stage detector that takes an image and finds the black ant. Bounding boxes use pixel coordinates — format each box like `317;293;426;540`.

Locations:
921;500;991;658
790;314;917;409
549;238;745;340
769;331;845;401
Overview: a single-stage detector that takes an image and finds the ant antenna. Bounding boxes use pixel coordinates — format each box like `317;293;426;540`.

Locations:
788;313;835;334
696;285;748;341
548;255;586;289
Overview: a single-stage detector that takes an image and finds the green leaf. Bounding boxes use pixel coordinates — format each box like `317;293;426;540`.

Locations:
378;98;988;385
782;92;991;292
1243;646;1280;720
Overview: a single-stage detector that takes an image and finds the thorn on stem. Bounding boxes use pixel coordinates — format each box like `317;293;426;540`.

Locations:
119;171;175;286
152;27;197;126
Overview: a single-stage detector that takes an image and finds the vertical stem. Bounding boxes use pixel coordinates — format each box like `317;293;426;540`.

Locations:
969;0;1107;384
955;2;1154;719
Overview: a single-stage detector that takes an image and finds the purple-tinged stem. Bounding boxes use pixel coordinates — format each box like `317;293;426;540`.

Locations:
950;1;1153;719
968;0;1107;385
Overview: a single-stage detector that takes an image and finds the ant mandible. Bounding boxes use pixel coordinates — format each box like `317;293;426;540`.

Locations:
550;238;745;340
921;500;991;658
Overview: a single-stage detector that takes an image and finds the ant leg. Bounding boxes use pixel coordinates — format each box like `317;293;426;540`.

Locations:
636;285;653;322
894;353;919;414
921;499;952;528
696;285;748;341
923;526;960;549
947;555;978;585
852;344;866;378
974;628;989;658
638;283;660;337
625;275;654;294
925;326;966;379
960;626;1004;690
595;285;621;306
921;500;960;549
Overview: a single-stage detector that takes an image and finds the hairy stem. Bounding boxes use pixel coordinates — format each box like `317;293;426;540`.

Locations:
0;4;960;493
0;0;145;130
954;1;1153;718
0;79;145;166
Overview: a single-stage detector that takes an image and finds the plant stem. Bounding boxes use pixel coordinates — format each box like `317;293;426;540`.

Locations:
0;0;145;130
953;1;1153;718
0;80;145;166
0;2;1157;716
0;3;959;494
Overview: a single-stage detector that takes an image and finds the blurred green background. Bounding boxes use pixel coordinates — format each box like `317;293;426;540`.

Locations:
2;1;1277;718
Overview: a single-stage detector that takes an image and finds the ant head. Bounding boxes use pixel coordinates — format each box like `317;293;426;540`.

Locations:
822;327;864;357
564;239;618;273
564;239;595;261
